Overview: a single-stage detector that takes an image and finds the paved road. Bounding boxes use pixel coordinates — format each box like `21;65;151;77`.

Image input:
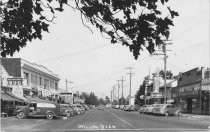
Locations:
1;108;210;132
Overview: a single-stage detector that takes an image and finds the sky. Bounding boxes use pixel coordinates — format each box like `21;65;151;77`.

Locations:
12;0;209;99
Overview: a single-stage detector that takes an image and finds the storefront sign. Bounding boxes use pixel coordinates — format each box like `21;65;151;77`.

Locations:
201;85;210;91
7;78;23;85
179;91;199;97
12;85;24;99
179;84;200;93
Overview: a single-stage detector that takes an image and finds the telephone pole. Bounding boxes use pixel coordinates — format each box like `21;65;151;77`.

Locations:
111;90;112;105
119;76;125;105
116;80;120;105
126;67;135;105
153;40;171;104
66;79;73;92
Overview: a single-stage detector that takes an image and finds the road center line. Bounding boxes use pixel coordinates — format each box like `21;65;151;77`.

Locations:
106;109;136;129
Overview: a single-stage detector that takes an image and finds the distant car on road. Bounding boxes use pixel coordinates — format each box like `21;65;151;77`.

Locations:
98;105;104;110
153;104;183;116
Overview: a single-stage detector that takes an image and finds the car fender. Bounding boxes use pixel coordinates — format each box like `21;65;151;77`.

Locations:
16;110;23;114
46;110;55;116
175;110;183;115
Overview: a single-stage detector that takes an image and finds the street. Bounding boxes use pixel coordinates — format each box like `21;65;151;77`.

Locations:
1;108;209;132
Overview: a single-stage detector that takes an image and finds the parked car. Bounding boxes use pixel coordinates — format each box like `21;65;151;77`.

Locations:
120;105;125;110
72;104;85;114
123;105;130;111
144;104;162;114
98;105;104;110
67;105;77;115
115;105;120;109
138;105;149;114
59;104;74;117
134;105;141;111
124;105;135;111
153;104;183;116
15;101;60;120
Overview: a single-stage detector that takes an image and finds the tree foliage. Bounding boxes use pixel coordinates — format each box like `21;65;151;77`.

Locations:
159;69;173;79
135;79;146;105
1;0;178;59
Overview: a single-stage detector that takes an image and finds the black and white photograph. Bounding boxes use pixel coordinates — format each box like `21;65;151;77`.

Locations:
0;0;210;132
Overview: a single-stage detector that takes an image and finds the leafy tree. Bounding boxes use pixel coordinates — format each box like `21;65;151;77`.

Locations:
88;92;98;105
112;100;118;105
159;69;173;79
135;79;146;106
104;96;110;104
98;98;105;105
1;0;178;59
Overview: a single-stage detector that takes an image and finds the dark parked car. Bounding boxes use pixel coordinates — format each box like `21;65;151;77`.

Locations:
15;102;60;120
153;104;183;116
59;104;74;117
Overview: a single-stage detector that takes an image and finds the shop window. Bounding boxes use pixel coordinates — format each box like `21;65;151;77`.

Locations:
23;72;29;84
192;98;199;108
204;70;210;79
31;74;35;84
39;77;42;86
35;75;38;85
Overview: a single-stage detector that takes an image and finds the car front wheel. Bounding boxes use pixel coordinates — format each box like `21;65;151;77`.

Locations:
177;111;182;117
17;111;25;119
165;112;169;117
46;112;53;120
66;112;71;117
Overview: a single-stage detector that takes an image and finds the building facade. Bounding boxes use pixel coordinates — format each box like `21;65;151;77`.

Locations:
177;67;203;114
1;58;60;98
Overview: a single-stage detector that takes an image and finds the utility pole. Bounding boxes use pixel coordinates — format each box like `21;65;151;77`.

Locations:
153;40;171;104
126;67;134;105
119;76;125;105
66;79;73;92
116;80;120;105
111;90;112;105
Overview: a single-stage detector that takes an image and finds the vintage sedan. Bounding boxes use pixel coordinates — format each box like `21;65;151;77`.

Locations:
153;104;183;116
59;104;74;117
98;105;104;110
138;105;149;114
15;102;60;120
124;105;134;111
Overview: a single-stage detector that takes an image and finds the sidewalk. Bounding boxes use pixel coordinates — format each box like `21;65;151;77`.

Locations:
182;114;210;122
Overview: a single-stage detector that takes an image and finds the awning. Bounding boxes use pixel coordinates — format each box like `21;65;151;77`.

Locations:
1;92;24;102
7;92;27;101
24;96;52;103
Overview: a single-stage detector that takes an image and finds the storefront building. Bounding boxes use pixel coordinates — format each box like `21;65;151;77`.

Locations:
201;68;210;115
177;67;203;114
1;58;60;98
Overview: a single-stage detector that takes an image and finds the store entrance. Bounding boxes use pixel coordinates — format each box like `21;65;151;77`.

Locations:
187;98;192;114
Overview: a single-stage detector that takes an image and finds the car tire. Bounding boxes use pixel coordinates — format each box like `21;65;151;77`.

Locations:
177;111;182;117
66;112;71;117
165;112;169;117
46;112;53;120
17;111;25;119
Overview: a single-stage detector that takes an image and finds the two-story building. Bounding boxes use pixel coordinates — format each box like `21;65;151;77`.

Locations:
1;58;60;98
177;67;202;114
